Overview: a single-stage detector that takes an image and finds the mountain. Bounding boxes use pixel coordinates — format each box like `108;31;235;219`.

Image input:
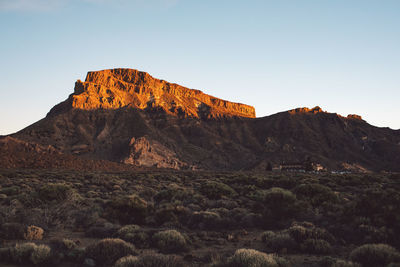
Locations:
9;68;400;172
49;69;255;119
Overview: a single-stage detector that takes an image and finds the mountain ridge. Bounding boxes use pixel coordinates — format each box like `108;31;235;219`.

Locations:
48;68;256;119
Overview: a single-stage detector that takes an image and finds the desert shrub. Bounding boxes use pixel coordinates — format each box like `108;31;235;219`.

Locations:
188;211;222;230
24;225;44;240
38;183;71;202
263;187;302;225
115;253;185;267
353;189;400;228
11;242;36;264
106;195;148;224
117;225;150;248
227;248;288;267
10;242;50;265
153;186;193;204
300;239;332;254
350;244;400;267
114;255;139;267
85;238;136;266
154;203;191;226
200;181;236;200
30;244;51;265
356;224;389;244
294;183;338;207
288;223;334;243
117;225;141;238
0;222;25;239
152;230;188;253
261;231;296;252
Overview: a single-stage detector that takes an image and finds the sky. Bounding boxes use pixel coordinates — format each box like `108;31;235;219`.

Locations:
0;0;399;135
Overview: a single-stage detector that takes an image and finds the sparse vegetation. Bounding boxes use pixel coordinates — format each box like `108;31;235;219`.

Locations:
114;252;184;267
350;244;400;267
226;248;288;267
0;169;399;266
85;238;136;266
106;194;148;224
152;230;188;253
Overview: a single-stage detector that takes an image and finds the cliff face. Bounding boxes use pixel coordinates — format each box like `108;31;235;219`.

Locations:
53;68;256;119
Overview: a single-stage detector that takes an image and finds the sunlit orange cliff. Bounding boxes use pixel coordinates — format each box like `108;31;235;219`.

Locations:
50;68;256;119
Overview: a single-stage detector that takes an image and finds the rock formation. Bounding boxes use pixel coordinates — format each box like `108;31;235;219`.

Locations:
123;136;186;169
49;68;256;119
288;106;325;114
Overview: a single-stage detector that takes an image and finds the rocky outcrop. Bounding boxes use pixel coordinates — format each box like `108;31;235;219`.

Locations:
123;136;186;169
288;106;325;114
347;114;363;120
49;68;256;119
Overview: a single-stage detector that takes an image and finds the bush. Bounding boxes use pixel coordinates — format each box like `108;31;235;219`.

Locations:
153;186;194;204
114;253;185;267
114;255;139;267
24;225;44;240
106;195;148;224
117;225;149;248
188;211;222;230
300;239;332;254
261;231;296;252
85;238;136;266
11;242;36;264
152;230;188;253
263;187;301;224
227;248;288;267
30;244;51;265
288;223;334;243
200;181;236;200
294;183;338;207
117;225;141;238
10;242;51;265
38;183;71;202
350;244;400;267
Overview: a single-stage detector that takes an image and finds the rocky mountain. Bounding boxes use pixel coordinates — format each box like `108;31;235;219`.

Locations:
49;69;255;119
9;68;400;172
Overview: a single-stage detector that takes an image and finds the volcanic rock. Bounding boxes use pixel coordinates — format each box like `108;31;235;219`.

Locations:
49;68;255;119
123;136;186;169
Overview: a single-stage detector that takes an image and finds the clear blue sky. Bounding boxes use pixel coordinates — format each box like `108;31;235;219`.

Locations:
1;0;399;135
